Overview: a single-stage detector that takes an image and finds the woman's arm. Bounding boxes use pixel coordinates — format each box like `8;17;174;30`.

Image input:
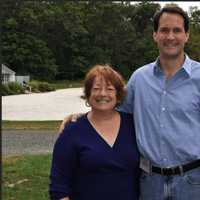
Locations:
50;130;78;200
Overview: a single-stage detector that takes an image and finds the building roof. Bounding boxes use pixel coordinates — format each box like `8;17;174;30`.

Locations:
2;64;15;74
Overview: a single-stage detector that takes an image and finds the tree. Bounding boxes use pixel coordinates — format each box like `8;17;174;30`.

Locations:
2;1;200;81
2;0;58;80
185;7;200;61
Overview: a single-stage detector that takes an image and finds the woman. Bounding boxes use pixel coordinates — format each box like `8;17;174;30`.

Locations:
49;65;140;200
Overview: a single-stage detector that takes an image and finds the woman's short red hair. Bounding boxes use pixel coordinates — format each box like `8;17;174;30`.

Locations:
82;64;126;106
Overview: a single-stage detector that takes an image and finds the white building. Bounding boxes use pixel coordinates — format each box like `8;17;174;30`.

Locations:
15;75;30;84
2;64;16;84
2;64;30;84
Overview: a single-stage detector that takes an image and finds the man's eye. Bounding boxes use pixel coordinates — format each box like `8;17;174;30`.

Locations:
173;28;182;33
160;28;169;33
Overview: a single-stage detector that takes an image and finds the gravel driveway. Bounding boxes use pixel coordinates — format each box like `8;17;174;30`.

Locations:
2;88;90;157
2;130;58;157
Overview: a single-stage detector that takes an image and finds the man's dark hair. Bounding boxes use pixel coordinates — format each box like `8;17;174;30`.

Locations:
153;4;189;32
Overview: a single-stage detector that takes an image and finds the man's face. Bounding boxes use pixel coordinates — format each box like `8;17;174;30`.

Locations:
153;12;189;59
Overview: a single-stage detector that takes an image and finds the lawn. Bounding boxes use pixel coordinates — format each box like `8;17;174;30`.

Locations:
50;79;84;90
2;120;62;130
2;154;52;200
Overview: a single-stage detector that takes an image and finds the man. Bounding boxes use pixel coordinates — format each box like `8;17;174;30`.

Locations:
60;4;200;200
119;4;200;200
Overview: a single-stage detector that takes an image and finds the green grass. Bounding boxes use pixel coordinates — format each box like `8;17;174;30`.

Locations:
2;154;52;200
2;120;62;130
50;79;84;90
29;79;84;90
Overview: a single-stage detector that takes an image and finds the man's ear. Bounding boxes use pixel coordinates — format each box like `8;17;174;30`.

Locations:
185;32;189;43
153;32;157;42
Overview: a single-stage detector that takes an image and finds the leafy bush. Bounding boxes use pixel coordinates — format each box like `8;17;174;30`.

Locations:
8;82;25;94
38;82;55;92
29;81;55;92
2;81;55;96
1;84;13;95
1;82;25;96
28;82;40;93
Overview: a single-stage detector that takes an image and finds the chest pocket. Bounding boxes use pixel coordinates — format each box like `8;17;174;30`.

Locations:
166;77;200;113
167;93;199;113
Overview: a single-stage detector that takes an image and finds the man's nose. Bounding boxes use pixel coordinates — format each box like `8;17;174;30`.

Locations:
167;31;175;40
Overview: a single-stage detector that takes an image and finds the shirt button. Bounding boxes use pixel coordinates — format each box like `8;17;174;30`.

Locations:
163;91;166;95
160;124;164;128
163;158;167;161
162;107;166;111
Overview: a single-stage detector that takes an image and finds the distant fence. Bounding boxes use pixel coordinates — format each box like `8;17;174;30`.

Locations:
15;75;30;84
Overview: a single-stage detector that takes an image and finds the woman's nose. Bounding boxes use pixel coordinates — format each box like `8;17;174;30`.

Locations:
99;87;107;95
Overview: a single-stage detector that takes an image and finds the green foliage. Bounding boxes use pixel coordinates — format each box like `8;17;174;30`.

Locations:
2;154;51;200
1;80;57;95
2;1;200;81
27;81;40;93
37;82;55;92
2;33;58;81
2;1;58;81
8;82;25;93
186;7;200;60
1;82;25;96
1;84;14;96
29;81;55;92
50;79;83;89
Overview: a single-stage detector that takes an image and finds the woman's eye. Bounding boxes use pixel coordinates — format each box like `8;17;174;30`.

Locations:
108;87;115;91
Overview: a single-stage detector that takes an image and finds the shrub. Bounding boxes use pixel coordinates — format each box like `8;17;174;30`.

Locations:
8;82;25;94
1;82;25;96
2;81;55;96
1;84;13;96
29;81;55;92
28;82;40;93
38;82;54;92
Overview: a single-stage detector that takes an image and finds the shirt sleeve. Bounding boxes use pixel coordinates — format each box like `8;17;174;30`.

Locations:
117;73;135;114
49;127;78;200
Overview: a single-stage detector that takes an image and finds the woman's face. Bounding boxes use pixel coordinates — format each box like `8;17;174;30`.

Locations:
88;76;117;112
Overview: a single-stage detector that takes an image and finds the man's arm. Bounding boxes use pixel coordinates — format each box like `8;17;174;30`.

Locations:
117;73;135;114
58;113;84;133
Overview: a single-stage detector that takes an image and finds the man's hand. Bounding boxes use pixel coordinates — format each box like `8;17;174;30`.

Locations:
58;113;84;133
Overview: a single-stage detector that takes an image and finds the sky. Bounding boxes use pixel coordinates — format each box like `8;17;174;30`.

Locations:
156;1;200;12
132;1;200;12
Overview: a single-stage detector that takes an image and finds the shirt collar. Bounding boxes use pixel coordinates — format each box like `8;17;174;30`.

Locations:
153;54;192;77
153;57;163;76
182;54;192;77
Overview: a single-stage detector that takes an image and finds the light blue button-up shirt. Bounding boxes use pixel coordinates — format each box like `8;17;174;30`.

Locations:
119;55;200;167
